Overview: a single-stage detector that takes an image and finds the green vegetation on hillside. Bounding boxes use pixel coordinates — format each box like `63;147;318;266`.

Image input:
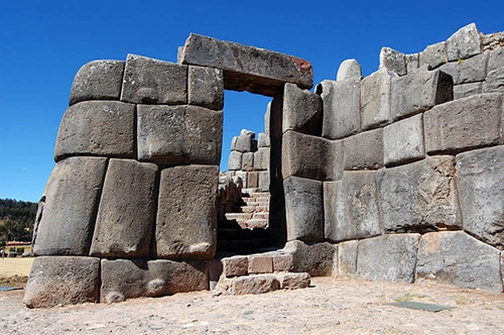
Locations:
0;198;38;247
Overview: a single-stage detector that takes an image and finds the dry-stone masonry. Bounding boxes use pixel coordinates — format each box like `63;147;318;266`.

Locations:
25;23;504;308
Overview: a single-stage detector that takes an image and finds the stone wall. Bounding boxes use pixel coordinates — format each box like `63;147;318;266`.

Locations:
283;23;504;293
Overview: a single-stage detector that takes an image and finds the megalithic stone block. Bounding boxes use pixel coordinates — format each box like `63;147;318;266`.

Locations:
284;176;323;242
337;240;358;276
317;79;361;140
343;128;383;170
282;83;321;135
416;231;502;293
156;165;218;260
54;101;136;162
336;59;362;81
69;60;124;106
391;66;453;121
254;147;269;171
446;23;482;61
360;69;395;130
23;256;100;308
188;65;224;110
32;157;107;256
283;240;334;276
227;151;242;171
419;42;448;70
456;146;504;249
180;33;313;96
377;156;461;233
100;259;208;303
379;47;406;76
483;48;504;94
235;129;255;152
357;234;420;284
453;82;483;99
424;93;503;155
137;105;223;166
324;171;381;243
121;54;187;104
383;113;425;166
90;159;158;258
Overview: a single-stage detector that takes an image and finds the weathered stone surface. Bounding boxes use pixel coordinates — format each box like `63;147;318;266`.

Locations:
337;240;358;276
317;79;361;139
180;33;313;96
284;176;323;242
424;93;503;154
257;132;270;148
458;52;488;83
456;146;504;249
137;105;222;165
282;83;321;135
416;231;502;293
380;47;406;76
248;255;273;274
188;65;224;109
242;152;254;171
360;69;394;130
121;54;187;104
419;41;448;69
336;59;362;81
258;170;270;190
391;66;453;121
156;165;218;259
377;156;461;232
231;136;238;151
228;151;242;170
406;53;419;73
283;240;334;276
32;157;107;256
483;48;504;93
222;256;249;277
254;147;269;171
343;129;383;170
232;274;280;295
100;259;208;303
383;114;425;166
272;254;293;272
282;130;342;181
235;130;255;152
55;101;135;161
69;60;124;106
446;23;482;61
90;159;157;258
23;256;100;308
453;82;482;99
278;272;311;289
264;102;271;135
247;171;258;188
324;171;381;242
357;234;420;283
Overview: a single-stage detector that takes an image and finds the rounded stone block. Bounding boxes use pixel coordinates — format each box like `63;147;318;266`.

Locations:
336;59;362;81
69;60;124;106
379;47;406;76
55;101;136;162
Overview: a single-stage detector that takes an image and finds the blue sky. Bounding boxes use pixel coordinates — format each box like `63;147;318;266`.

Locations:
1;0;503;202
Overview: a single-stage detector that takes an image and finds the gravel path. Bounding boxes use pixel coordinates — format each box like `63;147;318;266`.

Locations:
2;277;503;334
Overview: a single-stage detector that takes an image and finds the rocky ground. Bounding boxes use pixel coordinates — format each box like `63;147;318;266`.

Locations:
1;276;503;334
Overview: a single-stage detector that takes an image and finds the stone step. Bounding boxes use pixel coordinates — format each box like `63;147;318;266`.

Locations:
214;272;311;295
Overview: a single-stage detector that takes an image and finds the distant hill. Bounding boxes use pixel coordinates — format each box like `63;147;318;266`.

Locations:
0;198;38;245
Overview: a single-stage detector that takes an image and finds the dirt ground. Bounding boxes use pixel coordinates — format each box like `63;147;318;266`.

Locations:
0;258;34;278
1;276;503;334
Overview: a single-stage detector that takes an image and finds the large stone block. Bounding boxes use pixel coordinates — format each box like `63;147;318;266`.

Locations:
379;47;406;76
235;129;255;152
406;53;419;73
100;259;208;303
419;41;448;69
254;147;269;171
242;152;254;171
446;23;482;61
360;69;394;130
453;82;482;99
180;33;313;96
456;146;504;249
282;130;342;181
258;170;270;190
416;231;502;293
54;101;135;161
391;66;453;121
336;59;361;81
69;60;124;106
90;159;158;258
282;83;321;135
257;132;270;148
457;52;488;84
227;151;242;171
357;234;420;283
377;156;461;232
324;171;381;242
137;105;222;165
232;274;280;295
188;65;224;110
424;93;503;154
317;79;361;139
383;114;425;166
121;54;187;104
343;128;383;170
284;176;323;242
283;240;334;276
23;256;100;308
483;48;504;94
156;165;218;259
337;240;358;276
32;157;107;256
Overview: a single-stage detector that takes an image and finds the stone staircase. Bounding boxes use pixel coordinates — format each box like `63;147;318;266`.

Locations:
224;189;270;229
